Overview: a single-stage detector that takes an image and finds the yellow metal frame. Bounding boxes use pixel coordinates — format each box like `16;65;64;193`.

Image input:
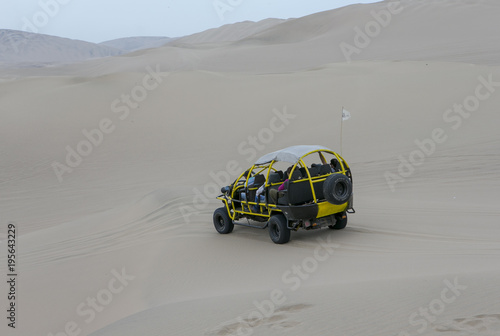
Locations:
216;149;351;221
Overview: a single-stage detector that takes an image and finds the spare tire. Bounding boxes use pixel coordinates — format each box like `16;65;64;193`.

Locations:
323;174;352;205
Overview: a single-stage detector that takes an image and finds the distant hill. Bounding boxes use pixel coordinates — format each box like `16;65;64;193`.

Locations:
170;18;286;45
0;30;123;65
100;36;177;52
4;0;500;77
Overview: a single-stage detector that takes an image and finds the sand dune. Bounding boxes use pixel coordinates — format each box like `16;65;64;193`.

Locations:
1;1;500;336
2;61;500;335
170;18;286;45
100;36;177;52
3;0;500;79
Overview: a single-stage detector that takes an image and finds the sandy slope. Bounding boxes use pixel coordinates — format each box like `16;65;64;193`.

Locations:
1;1;500;336
170;18;286;45
2;61;499;336
100;37;177;53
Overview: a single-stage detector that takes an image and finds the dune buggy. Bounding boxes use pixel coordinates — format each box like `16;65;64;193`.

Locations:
213;145;355;244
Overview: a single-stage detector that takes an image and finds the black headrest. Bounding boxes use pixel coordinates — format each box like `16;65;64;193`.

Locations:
268;172;281;184
290;170;302;180
319;164;331;175
309;165;321;176
253;174;265;186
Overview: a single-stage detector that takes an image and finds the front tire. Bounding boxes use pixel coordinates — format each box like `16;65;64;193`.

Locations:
268;214;290;244
213;207;234;234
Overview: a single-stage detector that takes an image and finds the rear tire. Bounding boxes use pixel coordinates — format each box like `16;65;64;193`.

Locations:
323;174;352;205
213;207;234;234
329;213;348;230
268;214;290;244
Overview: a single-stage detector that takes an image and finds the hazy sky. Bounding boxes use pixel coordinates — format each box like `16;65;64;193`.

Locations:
1;0;380;43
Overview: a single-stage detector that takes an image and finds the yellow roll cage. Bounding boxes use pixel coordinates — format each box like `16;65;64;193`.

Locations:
217;149;350;221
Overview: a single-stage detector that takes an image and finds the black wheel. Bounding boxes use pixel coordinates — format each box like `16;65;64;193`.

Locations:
329;213;348;230
268;214;290;244
323;174;352;205
213;207;234;234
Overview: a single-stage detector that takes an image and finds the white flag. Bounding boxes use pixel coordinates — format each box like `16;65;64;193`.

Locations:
342;108;351;121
